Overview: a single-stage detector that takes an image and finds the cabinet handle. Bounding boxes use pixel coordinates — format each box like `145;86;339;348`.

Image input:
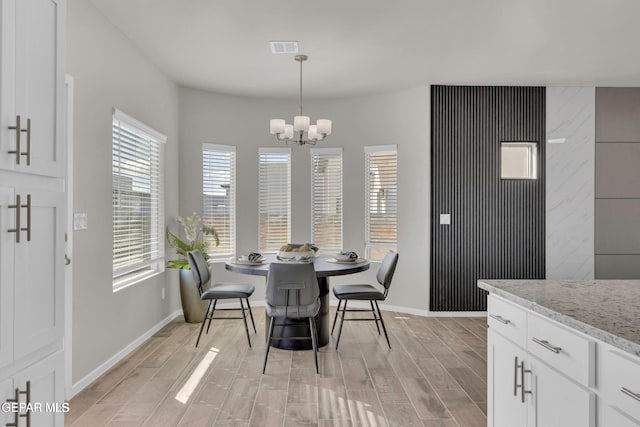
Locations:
21;118;31;166
490;314;511;324
514;356;520;396
7;115;22;165
21;195;31;242
8;194;22;243
17;381;31;427
621;387;640;402
532;337;562;354
520;361;532;403
5;388;19;427
7;194;31;243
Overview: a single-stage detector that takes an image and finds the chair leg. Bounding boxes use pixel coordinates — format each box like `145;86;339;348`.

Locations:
309;317;319;375
196;300;213;348
263;316;275;374
246;298;257;333
335;299;348;350
331;299;342;335
239;298;252;348
374;301;391;349
206;299;218;334
370;300;381;335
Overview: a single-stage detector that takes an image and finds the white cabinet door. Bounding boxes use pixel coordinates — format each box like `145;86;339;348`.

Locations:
1;0;64;177
0;187;15;369
488;330;529;427
13;188;64;360
13;351;65;426
606;406;640;427
530;358;596;427
0;378;15;426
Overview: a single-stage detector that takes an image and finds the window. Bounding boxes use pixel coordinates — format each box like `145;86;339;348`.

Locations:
259;148;291;252
311;148;343;252
112;109;166;289
501;142;538;179
365;145;398;260
202;144;236;258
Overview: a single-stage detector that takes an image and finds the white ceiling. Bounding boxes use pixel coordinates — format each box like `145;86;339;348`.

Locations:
89;0;640;99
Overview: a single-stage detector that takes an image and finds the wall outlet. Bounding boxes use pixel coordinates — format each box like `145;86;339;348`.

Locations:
161;288;165;300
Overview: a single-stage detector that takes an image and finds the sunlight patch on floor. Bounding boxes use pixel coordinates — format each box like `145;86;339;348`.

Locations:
175;346;219;404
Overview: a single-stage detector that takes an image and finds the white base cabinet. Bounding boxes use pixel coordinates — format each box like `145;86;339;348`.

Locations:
0;352;64;426
530;356;596;427
488;330;529;427
488;294;602;427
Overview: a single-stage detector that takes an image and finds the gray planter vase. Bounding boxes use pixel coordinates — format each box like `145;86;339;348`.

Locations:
179;268;208;323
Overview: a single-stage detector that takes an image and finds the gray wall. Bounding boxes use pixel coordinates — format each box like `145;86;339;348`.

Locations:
595;88;640;278
178;86;430;312
67;0;180;383
546;87;595;279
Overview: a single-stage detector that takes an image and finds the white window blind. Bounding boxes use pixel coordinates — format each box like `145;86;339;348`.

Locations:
259;147;291;252
202;144;236;258
310;148;343;252
112;109;166;288
365;145;398;260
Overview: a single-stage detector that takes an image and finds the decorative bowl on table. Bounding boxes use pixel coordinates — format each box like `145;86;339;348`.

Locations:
277;243;316;260
334;251;359;262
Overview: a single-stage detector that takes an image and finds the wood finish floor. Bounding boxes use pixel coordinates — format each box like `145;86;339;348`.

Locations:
67;308;487;426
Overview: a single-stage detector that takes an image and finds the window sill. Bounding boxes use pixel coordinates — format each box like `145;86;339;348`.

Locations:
113;269;163;293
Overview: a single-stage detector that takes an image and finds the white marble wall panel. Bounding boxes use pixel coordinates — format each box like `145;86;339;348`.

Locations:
546;87;595;279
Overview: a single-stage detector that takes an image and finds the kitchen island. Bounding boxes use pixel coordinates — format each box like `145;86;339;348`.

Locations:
478;279;640;427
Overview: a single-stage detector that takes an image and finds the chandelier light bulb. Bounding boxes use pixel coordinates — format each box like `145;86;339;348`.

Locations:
294;116;310;132
308;125;319;141
283;124;294;140
316;119;332;136
270;119;285;135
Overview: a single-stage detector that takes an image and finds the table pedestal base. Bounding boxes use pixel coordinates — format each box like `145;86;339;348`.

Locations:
266;277;330;349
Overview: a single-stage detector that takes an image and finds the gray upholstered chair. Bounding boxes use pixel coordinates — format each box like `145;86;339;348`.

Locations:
331;251;399;350
263;262;320;374
187;249;256;348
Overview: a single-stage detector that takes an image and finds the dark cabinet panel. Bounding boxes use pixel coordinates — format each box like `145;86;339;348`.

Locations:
595;199;640;255
595;255;640;279
596;143;640;198
596;88;640;142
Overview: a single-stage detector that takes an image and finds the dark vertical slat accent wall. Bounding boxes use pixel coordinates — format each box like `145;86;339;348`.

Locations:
430;86;546;311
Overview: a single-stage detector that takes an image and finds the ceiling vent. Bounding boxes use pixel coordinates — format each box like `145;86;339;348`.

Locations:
270;41;299;54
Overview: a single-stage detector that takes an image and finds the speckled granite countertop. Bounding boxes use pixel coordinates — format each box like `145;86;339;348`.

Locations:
478;280;640;358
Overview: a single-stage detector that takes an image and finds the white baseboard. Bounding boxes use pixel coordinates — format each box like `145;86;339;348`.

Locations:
70;309;183;398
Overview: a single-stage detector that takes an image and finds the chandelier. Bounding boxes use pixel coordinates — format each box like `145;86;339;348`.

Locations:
269;55;332;145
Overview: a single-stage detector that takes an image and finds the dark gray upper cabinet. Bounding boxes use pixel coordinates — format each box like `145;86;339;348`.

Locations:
596;88;640;142
595;143;640;198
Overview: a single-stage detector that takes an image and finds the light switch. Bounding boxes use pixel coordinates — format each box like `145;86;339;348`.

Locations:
440;213;451;225
74;213;88;230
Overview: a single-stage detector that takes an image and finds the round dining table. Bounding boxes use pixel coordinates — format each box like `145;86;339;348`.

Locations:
225;254;370;349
